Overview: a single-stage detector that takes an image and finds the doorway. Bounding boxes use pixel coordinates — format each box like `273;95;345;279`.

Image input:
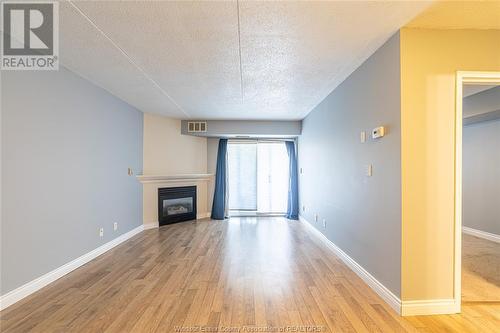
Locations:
227;140;290;216
455;72;500;311
461;82;500;304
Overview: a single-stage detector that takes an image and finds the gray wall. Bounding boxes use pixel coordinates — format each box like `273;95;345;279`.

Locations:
181;120;301;137
1;67;143;295
463;86;500;125
462;87;500;235
298;33;402;297
463;86;500;117
463;118;500;235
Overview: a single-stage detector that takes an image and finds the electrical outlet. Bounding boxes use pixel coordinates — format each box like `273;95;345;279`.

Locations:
302;205;305;212
314;214;318;222
99;228;104;237
113;222;118;231
322;219;326;228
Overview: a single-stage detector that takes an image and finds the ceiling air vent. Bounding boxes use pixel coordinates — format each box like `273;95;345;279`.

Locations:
187;121;207;133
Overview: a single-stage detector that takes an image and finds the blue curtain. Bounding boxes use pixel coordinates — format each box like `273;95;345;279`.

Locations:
286;141;299;220
211;139;228;220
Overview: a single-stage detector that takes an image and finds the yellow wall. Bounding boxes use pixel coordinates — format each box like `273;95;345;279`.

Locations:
400;29;500;300
142;113;210;225
143;113;207;175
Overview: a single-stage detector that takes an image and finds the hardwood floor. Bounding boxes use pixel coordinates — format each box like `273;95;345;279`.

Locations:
462;233;500;302
1;217;499;332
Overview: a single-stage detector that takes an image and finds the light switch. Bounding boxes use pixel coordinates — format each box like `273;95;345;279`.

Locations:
366;164;373;177
360;131;366;143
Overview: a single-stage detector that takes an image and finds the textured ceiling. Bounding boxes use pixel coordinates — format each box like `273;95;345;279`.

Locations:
60;1;432;120
407;0;500;29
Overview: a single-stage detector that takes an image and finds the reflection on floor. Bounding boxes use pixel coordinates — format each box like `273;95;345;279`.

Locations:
462;233;500;303
1;218;500;332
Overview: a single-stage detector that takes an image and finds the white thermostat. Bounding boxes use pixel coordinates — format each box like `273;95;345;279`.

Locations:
372;126;385;139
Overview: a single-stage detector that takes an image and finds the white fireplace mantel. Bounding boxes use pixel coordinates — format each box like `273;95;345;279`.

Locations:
138;174;214;228
136;174;214;184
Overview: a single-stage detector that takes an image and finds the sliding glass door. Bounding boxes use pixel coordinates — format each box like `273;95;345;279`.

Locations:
257;142;289;213
227;140;289;215
227;142;257;211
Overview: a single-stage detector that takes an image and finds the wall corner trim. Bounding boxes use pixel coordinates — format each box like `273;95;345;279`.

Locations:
0;225;144;311
401;299;459;316
299;215;402;314
197;212;211;220
144;221;159;230
462;227;500;244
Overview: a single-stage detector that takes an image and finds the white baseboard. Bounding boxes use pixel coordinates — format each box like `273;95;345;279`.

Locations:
0;225;144;311
298;216;402;314
197;212;211;219
299;215;461;316
401;299;459;316
144;221;159;230
463;226;500;244
144;213;211;230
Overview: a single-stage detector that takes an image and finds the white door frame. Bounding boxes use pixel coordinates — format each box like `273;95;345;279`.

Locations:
454;71;500;312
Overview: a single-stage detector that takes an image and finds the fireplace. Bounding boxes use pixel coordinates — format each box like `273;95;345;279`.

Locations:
158;186;197;225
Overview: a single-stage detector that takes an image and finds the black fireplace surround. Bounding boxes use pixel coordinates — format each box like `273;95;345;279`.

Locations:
158;186;197;226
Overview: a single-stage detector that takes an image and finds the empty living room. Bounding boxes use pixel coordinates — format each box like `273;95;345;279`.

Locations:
1;1;500;332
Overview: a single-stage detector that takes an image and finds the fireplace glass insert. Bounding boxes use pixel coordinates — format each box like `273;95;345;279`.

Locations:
158;186;197;225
